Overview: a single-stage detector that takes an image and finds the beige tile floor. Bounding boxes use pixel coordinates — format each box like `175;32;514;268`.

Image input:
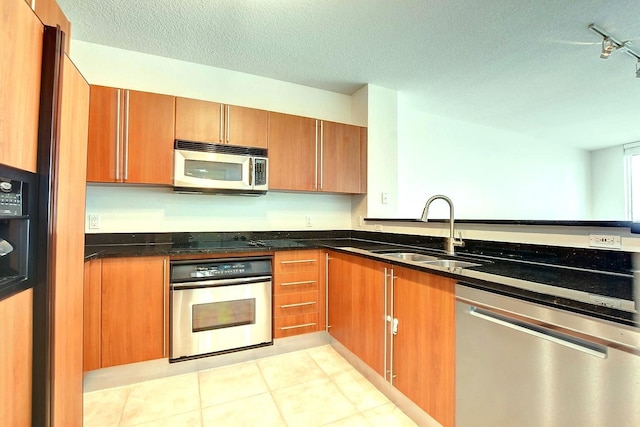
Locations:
83;345;418;427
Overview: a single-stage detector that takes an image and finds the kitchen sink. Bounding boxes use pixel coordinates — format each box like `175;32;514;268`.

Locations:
378;251;482;270
382;252;440;262
421;259;481;269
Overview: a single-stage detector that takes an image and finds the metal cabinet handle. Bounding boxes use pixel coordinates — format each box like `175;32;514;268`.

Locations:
280;259;317;264
123;90;130;180
219;104;224;143
279;301;316;309
314;119;318;190
389;268;395;385
163;258;167;358
325;252;330;331
115;89;121;180
280;280;316;286
226;105;230;143
470;307;607;358
319;120;324;190
280;322;317;331
384;267;388;382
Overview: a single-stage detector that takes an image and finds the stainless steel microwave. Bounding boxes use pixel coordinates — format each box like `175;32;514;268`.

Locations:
173;140;268;195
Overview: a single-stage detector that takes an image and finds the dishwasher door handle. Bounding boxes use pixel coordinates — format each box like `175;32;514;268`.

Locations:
469;306;608;359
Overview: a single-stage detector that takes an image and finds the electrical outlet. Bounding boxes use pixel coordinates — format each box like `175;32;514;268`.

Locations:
359;216;364;227
305;215;312;227
381;192;389;205
88;214;100;229
589;234;621;249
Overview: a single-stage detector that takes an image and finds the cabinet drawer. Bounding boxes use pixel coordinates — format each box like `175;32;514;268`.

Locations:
274;313;319;338
274;271;319;294
274;291;318;317
274;250;320;274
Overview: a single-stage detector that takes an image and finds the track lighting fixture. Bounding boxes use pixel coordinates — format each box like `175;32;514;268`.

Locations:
588;23;640;78
600;37;617;59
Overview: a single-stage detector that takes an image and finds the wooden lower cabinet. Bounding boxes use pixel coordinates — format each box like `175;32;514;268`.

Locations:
83;259;102;371
99;256;169;368
327;252;456;427
327;251;386;375
273;250;324;338
0;288;33;427
392;266;456;427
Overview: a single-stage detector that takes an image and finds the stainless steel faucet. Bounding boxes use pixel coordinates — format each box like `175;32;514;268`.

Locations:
420;195;464;255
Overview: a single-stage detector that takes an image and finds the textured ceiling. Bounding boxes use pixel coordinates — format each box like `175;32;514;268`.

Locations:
57;0;640;151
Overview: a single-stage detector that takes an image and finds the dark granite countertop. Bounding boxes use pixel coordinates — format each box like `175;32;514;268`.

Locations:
85;231;637;327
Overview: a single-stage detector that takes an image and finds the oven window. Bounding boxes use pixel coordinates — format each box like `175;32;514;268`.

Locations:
192;298;256;332
184;159;242;182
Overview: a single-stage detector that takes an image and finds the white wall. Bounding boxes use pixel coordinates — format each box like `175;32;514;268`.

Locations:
70;41;364;233
591;145;626;220
85;185;352;233
395;94;592;220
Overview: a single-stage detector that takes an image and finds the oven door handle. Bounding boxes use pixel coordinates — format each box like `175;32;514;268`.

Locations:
171;275;272;290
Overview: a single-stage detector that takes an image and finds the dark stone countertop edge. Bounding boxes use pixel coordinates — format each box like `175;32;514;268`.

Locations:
365;218;633;228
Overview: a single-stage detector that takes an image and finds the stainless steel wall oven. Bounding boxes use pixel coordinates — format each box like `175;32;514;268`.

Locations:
169;256;273;361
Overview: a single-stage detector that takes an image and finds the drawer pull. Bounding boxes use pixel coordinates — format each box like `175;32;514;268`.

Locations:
280;301;317;309
279;259;317;264
279;322;317;331
280;280;316;287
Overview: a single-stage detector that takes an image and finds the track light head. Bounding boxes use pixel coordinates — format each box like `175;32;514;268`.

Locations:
636;61;640;78
600;37;616;59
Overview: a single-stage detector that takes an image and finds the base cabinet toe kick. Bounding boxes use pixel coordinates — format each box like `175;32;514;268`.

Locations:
455;284;640;427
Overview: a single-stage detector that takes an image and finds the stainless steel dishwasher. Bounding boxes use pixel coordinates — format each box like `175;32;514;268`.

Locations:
456;284;640;427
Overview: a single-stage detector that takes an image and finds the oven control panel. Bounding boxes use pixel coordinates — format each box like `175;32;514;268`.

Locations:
170;257;273;282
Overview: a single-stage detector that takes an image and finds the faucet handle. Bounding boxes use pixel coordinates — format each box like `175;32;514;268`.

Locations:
453;231;465;247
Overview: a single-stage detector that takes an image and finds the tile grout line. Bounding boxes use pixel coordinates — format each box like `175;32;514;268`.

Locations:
196;370;205;427
117;386;132;427
255;359;291;427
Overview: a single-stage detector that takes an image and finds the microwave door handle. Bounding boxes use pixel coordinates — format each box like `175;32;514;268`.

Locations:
249;157;254;188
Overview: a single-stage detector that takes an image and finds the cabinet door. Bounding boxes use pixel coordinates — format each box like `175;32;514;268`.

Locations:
175;97;223;144
50;57;90;426
33;0;71;53
268;112;317;191
327;251;354;349
321;121;363;194
126;90;175;185
101;257;167;368
0;0;43;173
87;85;120;182
0;288;33;427
227;105;268;148
350;256;386;376
392;267;456;427
83;259;102;371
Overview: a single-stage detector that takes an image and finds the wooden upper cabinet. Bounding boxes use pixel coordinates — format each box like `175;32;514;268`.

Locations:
86;86;175;185
87;86;119;182
33;0;71;53
268;114;367;194
268;112;317;191
175;97;268;148
175;97;222;144
321;121;363;194
226;105;268;148
127;90;175;184
1;0;43;173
